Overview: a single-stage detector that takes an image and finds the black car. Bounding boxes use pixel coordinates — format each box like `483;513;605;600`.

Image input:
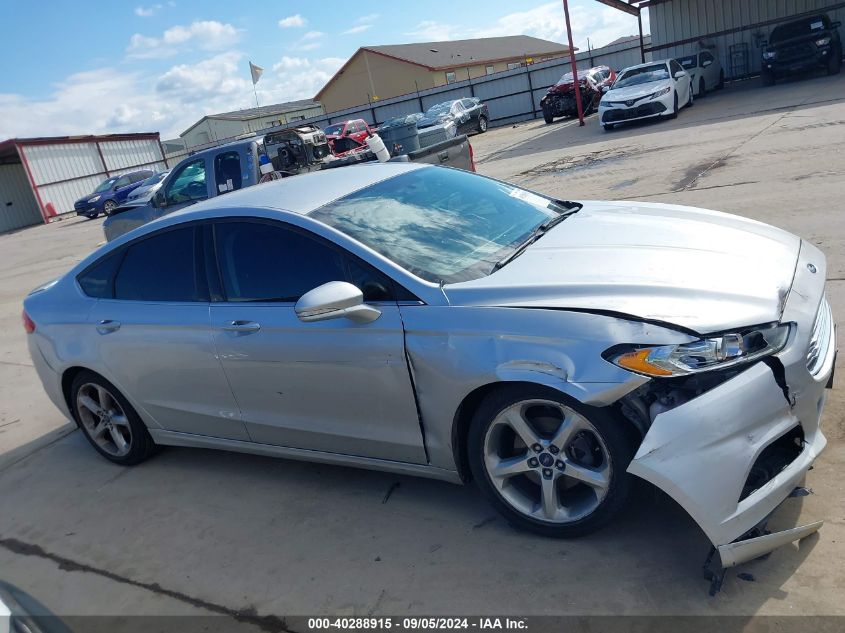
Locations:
417;98;489;135
761;14;842;85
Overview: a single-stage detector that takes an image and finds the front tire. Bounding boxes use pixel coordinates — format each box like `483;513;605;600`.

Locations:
669;92;679;119
542;109;554;124
762;70;775;86
698;77;706;98
602;123;615;132
103;200;117;216
468;384;635;538
71;371;157;466
717;69;725;90
827;48;842;75
687;82;694;107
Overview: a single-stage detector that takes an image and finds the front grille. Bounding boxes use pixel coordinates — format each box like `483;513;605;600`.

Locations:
807;296;833;376
602;101;666;122
778;43;814;61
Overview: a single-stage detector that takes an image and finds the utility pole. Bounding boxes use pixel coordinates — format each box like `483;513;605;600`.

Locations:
562;0;584;127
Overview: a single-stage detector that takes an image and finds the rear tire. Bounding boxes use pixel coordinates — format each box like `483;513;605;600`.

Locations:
717;69;725;90
698;77;706;98
687;82;694;107
477;115;488;133
467;384;635;538
71;370;157;466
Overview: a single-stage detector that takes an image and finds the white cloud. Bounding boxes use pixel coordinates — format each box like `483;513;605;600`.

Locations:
262;56;345;103
278;14;306;28
404;3;642;51
342;24;373;35
156;52;250;103
290;30;325;52
134;4;163;17
127;20;241;58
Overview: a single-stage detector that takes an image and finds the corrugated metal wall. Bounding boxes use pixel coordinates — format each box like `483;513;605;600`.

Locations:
649;0;845;77
0;163;42;233
19;138;166;216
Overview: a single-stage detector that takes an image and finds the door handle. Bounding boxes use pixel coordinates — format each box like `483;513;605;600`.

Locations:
96;319;121;334
220;320;261;332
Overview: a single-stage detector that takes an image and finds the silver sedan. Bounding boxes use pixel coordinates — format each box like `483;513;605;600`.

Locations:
24;163;834;572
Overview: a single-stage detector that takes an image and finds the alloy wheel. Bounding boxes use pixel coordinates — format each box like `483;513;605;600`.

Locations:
482;399;612;523
76;383;133;457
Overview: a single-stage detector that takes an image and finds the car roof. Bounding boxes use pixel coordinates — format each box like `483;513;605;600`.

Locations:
620;60;671;73
166;162;428;221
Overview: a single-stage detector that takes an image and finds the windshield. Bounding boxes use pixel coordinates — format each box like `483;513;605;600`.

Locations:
771;17;827;43
676;55;697;69
94;177;119;193
425;102;454;117
613;64;670;89
324;124;344;136
141;172;168;186
310;167;568;284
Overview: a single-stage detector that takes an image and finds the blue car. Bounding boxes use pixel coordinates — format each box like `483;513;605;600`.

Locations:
74;169;154;219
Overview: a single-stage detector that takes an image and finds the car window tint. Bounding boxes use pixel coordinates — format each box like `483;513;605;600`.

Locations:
215;221;348;302
114;176;130;188
214;151;242;194
345;257;395;302
78;250;124;298
114;227;204;302
166;158;207;204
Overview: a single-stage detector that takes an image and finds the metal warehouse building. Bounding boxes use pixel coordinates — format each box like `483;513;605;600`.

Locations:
604;0;845;78
0;133;166;233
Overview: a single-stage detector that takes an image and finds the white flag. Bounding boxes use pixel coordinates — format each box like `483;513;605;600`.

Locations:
249;62;264;85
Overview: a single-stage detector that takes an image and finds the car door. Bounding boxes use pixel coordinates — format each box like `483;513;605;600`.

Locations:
85;223;250;441
699;51;717;88
452;101;469;133
111;175;132;203
208;218;427;464
461;99;479;128
670;59;689;104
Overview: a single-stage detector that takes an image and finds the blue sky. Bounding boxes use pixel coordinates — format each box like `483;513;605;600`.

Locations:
0;1;644;139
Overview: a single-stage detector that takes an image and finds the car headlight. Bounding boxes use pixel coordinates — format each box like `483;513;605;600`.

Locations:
88;195;100;202
815;37;832;47
650;86;671;99
763;51;777;60
606;323;791;377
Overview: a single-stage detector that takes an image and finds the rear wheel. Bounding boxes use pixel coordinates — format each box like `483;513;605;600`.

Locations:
468;384;635;538
687;82;694;107
71;371;157;466
698;77;706;98
477;115;488;133
717;69;725;90
762;70;775;86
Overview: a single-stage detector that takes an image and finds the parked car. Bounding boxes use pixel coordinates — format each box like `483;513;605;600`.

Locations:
540;65;616;123
73;169;154;219
761;14;842;85
676;50;725;96
103;131;475;241
25;163;833;575
598;59;693;131
122;170;171;208
324;119;374;148
417;98;489;135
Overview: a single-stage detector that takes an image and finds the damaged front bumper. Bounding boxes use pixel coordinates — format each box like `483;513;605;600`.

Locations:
627;241;835;570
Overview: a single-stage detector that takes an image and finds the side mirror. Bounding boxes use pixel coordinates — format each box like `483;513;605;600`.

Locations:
151;190;166;208
673;71;685;80
295;281;381;324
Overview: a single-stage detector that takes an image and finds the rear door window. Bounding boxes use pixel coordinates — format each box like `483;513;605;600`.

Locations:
214;151;242;194
113;227;206;302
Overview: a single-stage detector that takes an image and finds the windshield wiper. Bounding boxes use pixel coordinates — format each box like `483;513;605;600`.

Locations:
491;203;582;272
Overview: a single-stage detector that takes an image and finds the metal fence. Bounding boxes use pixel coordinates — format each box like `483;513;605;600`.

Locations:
164;37;651;166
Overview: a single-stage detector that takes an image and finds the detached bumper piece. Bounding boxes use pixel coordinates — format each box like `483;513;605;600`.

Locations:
702;489;823;595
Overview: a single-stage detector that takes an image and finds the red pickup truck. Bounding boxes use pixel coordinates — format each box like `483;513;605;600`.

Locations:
324;119;374;151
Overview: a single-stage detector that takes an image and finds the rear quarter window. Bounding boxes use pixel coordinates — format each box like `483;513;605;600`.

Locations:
77;251;124;298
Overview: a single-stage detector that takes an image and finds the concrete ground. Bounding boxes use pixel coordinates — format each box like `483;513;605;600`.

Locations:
2;73;844;623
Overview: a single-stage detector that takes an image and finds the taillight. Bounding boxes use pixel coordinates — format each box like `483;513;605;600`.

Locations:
22;310;35;334
469;142;476;172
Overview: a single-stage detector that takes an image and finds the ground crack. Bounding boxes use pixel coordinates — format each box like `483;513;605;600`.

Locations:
0;537;295;633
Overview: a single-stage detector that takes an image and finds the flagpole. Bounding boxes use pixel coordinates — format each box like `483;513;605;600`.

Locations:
253;83;260;108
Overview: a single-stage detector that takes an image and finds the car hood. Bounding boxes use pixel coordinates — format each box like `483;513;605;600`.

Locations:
128;182;161;199
603;80;671;102
444;201;801;333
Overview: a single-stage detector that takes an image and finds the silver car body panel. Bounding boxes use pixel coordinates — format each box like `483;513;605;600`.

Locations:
24;164;832;556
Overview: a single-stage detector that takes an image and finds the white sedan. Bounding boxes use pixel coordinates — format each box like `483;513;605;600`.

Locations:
598;59;693;131
677;50;725;97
